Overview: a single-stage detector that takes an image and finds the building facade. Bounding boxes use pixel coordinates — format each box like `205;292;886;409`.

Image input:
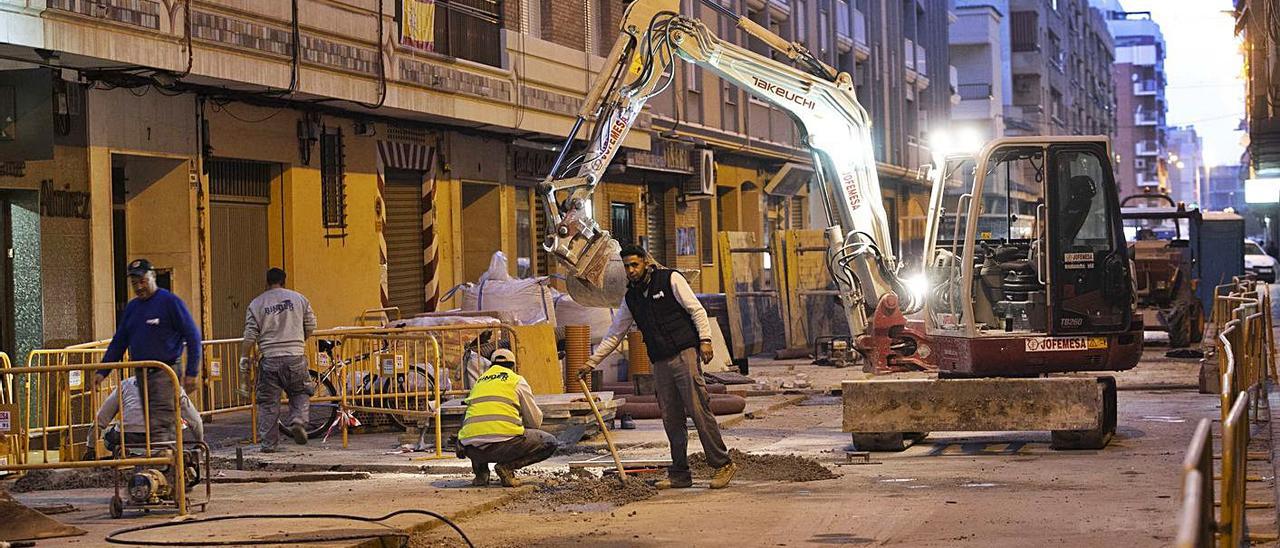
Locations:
1164;126;1204;207
1235;0;1280;246
0;0;951;357
952;0;1116;142
1094;4;1168;197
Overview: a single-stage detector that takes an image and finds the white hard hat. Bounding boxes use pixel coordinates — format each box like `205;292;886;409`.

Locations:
490;348;516;366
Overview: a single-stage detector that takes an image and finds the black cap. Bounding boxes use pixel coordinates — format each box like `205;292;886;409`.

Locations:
127;259;153;277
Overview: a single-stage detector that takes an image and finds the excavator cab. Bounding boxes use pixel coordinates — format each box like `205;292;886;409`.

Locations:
922;137;1142;377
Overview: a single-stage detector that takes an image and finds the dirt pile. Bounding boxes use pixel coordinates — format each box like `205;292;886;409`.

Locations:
689;449;837;482
511;474;657;511
10;469;118;492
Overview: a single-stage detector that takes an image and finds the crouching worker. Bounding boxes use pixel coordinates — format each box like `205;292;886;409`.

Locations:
458;349;556;487
90;376;204;458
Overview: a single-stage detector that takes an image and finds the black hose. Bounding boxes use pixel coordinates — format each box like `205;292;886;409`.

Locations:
103;509;473;547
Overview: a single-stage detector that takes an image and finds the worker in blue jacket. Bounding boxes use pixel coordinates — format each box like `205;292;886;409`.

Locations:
93;259;203;444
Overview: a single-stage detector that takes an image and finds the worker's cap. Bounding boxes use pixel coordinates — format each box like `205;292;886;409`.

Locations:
489;349;516;366
126;258;154;277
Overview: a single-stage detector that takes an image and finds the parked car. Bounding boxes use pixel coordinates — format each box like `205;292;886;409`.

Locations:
1244;239;1277;282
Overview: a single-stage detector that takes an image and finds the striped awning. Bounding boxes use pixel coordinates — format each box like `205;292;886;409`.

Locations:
378;141;433;171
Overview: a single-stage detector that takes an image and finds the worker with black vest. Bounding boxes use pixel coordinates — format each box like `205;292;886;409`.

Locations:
582;243;736;490
458;349;556;487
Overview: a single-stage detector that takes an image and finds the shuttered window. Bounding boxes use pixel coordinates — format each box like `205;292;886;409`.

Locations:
320;129;347;232
1011;11;1038;52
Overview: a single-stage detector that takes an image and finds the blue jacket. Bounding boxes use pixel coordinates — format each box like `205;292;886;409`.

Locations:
100;289;202;377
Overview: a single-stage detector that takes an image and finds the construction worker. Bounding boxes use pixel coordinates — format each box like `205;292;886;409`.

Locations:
458;348;556;487
581;243;737;490
240;268;317;452
94;259;202;444
92;376;204;457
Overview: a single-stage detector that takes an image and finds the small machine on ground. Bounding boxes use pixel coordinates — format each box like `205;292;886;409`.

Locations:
1119;193;1204;348
108;439;211;519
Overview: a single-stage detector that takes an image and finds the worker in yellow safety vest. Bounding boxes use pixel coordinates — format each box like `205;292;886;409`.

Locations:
458;348;556;487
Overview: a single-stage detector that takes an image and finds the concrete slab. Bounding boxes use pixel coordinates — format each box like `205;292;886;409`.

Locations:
842;377;1107;432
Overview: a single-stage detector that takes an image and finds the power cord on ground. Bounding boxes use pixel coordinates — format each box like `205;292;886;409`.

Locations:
103;509;473;547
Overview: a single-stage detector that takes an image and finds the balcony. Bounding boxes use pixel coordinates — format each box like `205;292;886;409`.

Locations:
916;44;927;74
905;39;916;71
1135;140;1159;156
957;83;993;100
1136;172;1161;187
1134;110;1159;126
1133;80;1158;96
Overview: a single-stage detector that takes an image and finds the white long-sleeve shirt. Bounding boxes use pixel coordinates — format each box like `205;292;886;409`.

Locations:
588;270;712;364
95;377;204;442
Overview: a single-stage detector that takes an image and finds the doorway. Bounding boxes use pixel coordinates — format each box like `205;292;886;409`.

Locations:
384;169;427;316
460;182;501;283
208;159;272;338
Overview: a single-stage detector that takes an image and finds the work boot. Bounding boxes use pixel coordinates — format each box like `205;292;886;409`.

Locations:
471;470;490;487
260;445;278;454
619;414;636;430
709;462;737;489
494;464;521;487
655;478;693;490
290;424;308;445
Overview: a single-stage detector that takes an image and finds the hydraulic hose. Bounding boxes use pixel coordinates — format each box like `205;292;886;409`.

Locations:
104;509;473;547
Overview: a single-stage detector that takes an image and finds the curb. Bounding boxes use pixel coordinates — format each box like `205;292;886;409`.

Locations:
349;484;536;547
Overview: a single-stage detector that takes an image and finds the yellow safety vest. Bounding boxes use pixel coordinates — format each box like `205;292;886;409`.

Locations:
458;364;525;442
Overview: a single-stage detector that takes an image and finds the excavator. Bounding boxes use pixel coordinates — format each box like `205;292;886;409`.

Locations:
539;0;1142;450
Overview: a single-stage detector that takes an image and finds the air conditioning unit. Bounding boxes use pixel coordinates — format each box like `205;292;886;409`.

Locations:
683;149;715;198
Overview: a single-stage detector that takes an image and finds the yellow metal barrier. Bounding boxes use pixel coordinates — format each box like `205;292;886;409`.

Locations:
0;352;14;472
1184;281;1277;547
1175;418;1214;548
1220;394;1249;547
0;361;190;515
199;338;256;418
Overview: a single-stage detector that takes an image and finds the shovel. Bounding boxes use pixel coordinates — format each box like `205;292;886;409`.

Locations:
577;377;627;482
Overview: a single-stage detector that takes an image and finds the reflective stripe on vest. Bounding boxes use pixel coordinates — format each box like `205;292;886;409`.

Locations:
458;364;525;442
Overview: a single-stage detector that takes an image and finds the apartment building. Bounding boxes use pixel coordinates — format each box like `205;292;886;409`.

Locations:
0;0;949;357
1164;126;1204;206
951;0;1116;144
1092;4;1168;197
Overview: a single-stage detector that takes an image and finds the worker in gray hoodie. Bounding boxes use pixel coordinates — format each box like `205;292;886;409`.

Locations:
241;268;318;452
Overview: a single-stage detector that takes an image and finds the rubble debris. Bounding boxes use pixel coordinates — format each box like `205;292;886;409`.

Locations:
10;469;117;493
689;449;837;482
508;473;657;511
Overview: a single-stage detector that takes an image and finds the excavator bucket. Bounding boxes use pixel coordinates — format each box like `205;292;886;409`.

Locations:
0;489;87;542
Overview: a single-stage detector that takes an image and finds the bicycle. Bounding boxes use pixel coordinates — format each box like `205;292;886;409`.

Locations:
276;338;438;439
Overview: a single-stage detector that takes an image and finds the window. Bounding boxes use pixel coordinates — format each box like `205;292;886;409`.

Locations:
1053;150;1112;252
610;202;635;246
722;83;739;133
1010;11;1038;52
320;129;347;231
818;0;830;53
700;199;714;265
426;0;503;67
1048;31;1064;69
978;147;1045;242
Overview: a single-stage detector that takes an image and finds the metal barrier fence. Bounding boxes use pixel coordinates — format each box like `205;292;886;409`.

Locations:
8;322;521;458
0;352;13;472
1176;280;1278;547
0;361;190;514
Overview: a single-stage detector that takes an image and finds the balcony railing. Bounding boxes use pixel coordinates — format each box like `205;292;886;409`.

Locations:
1135;140;1159;156
1133;80;1158;95
905;38;915;70
916;44;926;74
957;83;993;100
1135;110;1159;126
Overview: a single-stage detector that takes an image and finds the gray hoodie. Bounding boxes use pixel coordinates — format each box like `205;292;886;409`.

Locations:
243;287;317;357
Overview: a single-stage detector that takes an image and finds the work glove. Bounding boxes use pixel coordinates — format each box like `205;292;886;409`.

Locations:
238;357;251;373
577;357;599;380
237;357;252;398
